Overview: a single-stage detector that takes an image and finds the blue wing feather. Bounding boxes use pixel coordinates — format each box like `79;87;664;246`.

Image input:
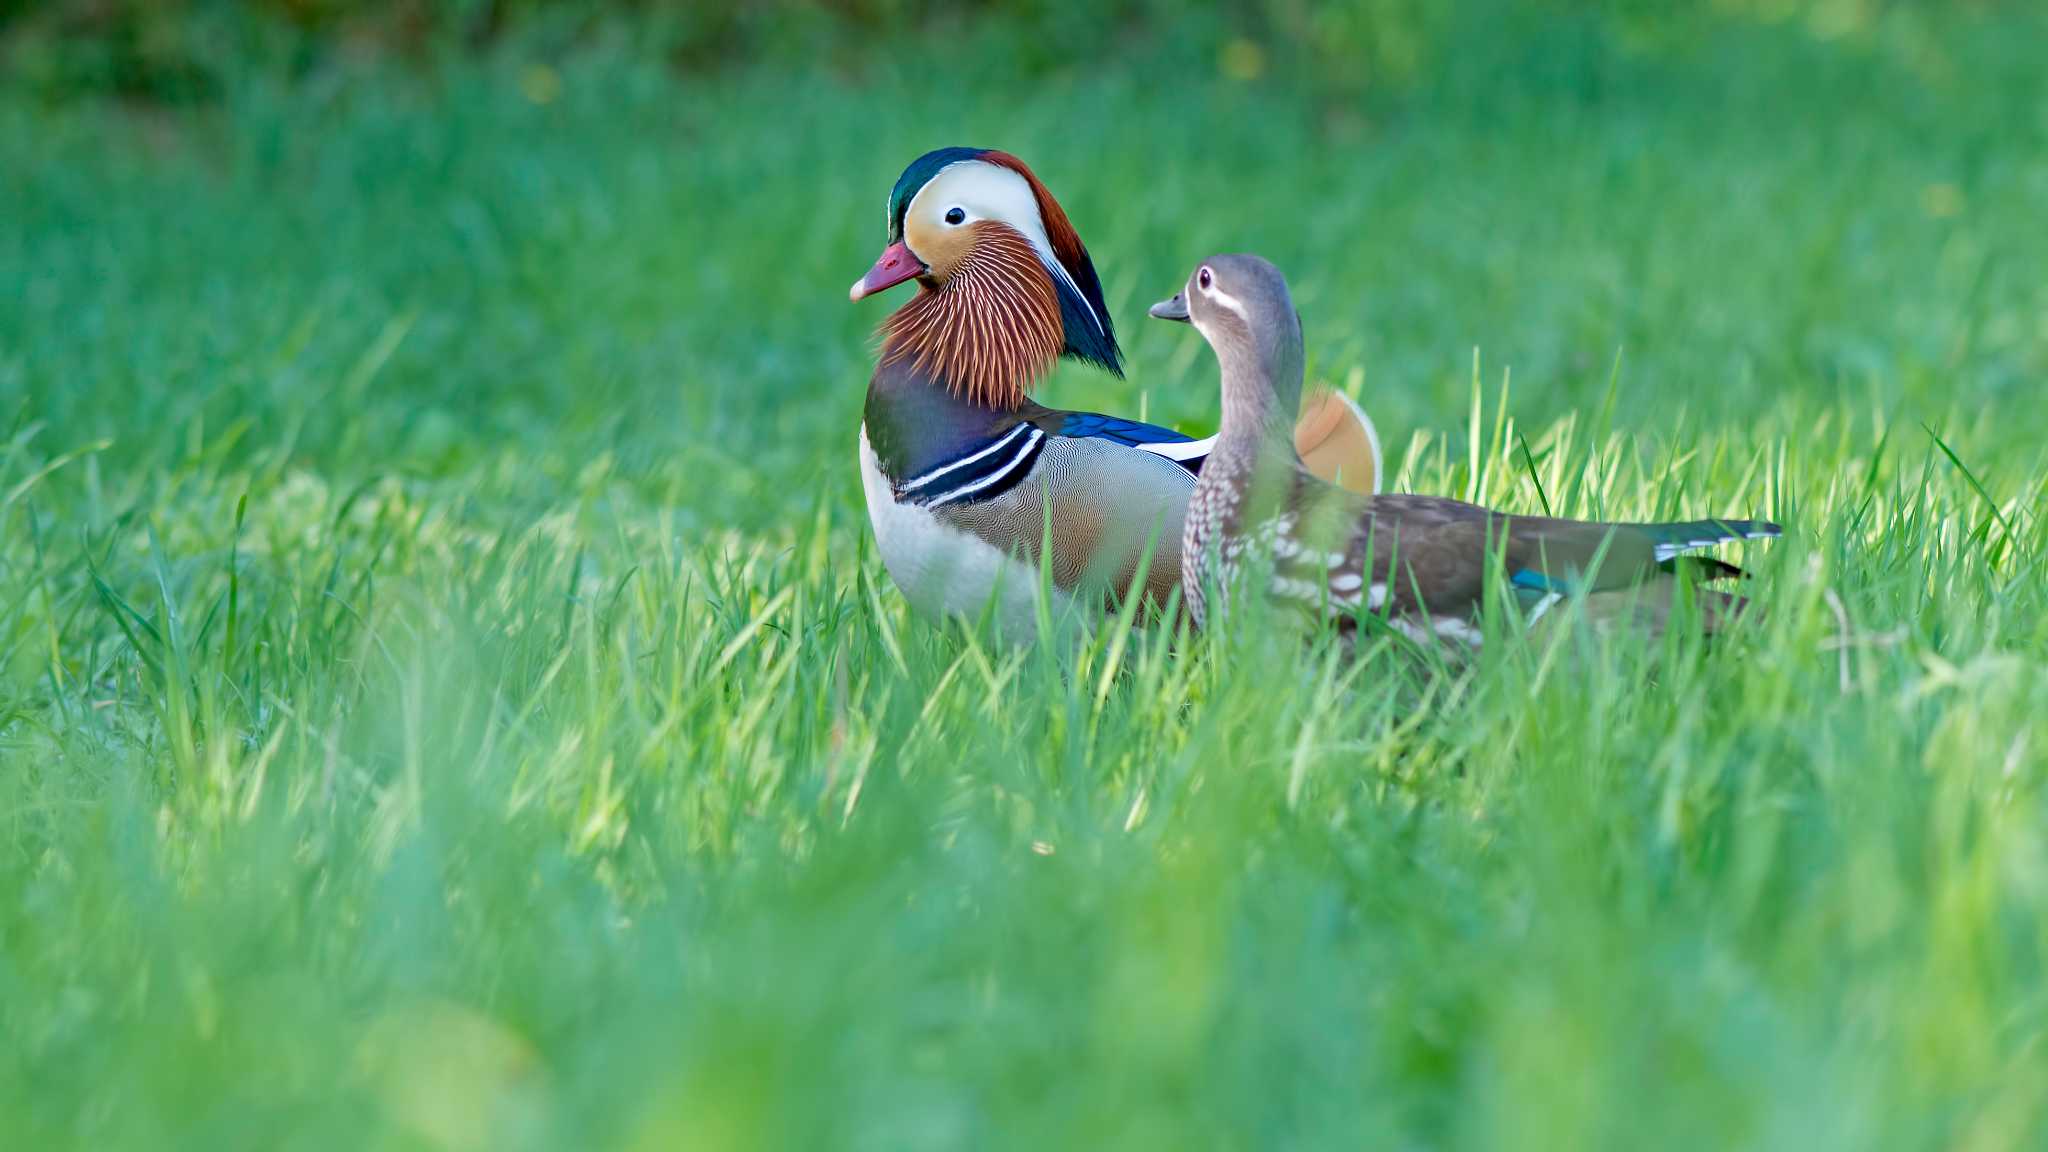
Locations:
1056;413;1208;475
1056;413;1197;448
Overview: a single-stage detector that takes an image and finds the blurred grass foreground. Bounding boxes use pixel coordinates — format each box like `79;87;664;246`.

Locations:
5;1;2048;1150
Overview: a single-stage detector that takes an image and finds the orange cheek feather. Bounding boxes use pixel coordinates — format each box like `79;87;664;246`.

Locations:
903;215;974;283
878;222;1064;409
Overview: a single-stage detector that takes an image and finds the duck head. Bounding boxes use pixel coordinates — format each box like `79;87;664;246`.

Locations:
1151;254;1306;439
852;148;1121;407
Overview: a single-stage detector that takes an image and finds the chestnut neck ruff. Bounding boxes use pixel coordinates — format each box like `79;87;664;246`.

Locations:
881;224;1064;411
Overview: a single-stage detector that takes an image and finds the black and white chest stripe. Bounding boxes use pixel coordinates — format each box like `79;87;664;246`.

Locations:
892;423;1048;509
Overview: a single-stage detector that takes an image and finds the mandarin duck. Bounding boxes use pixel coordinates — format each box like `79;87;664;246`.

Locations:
849;148;1380;639
1149;254;1781;645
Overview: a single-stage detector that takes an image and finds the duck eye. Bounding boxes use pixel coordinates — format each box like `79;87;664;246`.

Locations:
1198;267;1213;290
944;207;966;225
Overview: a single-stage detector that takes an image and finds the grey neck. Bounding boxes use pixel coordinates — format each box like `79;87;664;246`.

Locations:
1212;337;1304;464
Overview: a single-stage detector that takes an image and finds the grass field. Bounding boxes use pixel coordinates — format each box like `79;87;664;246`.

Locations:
5;9;2048;1149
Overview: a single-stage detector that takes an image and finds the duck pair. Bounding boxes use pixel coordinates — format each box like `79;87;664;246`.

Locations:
850;148;1778;647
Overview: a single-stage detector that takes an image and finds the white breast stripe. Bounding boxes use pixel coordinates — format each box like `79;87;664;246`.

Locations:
860;426;1080;643
925;427;1045;507
899;424;1033;495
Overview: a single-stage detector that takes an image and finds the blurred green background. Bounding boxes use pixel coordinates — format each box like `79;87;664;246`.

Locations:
5;0;1984;104
4;2;2047;1150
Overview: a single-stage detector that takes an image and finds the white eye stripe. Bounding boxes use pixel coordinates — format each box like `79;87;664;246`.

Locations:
1193;266;1248;320
1205;284;1249;322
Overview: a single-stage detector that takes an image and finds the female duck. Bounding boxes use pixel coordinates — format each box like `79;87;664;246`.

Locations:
1150;254;1780;643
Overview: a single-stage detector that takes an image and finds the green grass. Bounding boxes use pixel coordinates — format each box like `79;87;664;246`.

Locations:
5;13;2048;1150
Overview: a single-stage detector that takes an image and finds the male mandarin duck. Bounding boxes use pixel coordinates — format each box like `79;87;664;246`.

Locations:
849;148;1379;637
1149;254;1780;644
